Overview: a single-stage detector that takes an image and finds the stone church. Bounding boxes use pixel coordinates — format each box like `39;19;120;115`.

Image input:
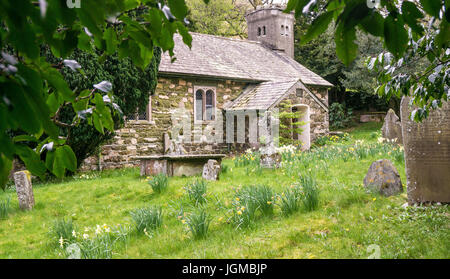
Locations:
82;6;333;171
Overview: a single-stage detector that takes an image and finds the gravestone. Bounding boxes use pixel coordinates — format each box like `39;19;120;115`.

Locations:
381;109;403;144
259;143;281;168
400;97;450;204
13;170;35;210
202;159;221;181
363;159;403;196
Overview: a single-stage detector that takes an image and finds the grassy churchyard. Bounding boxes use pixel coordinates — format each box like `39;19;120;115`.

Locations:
0;123;448;259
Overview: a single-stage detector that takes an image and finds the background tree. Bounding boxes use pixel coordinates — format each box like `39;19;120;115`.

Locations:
186;0;250;38
285;0;449;122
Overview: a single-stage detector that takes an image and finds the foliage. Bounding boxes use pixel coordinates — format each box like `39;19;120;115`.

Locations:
49;218;77;248
277;185;302;216
148;173;169;194
130;206;163;234
277;100;306;146
0;0;194;190
294;14;389;112
59;223;131;259
43;47;161;167
184;208;211;239
185;179;208;205
286;0;450;121
186;0;250;38
298;174;319;211
0;197;10;219
231;184;275;228
329;102;354;130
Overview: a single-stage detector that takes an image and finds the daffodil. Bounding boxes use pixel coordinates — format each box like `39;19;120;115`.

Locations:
59;237;64;248
237;210;242;215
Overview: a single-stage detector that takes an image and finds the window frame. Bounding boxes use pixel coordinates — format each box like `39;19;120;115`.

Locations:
193;85;216;124
126;95;153;123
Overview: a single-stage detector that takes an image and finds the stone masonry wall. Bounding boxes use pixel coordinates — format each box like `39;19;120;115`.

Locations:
81;77;246;171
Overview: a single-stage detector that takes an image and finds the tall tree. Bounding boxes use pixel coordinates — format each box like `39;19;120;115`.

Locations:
186;0;250;38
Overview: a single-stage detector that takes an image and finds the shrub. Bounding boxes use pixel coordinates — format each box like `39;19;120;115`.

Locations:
185;179;207;206
49;218;77;247
184;208;211;239
329;102;353;130
148;174;168;194
130;206;163;234
299;174;320;212
0;197;10;220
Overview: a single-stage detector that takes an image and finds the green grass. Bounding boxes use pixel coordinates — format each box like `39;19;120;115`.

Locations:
0;123;448;259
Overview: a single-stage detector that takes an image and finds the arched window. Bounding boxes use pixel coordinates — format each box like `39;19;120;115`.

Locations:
263;26;266;35
281;25;284;35
257;27;261;36
205;89;214;120
195;89;204;121
194;86;216;122
285;25;289;36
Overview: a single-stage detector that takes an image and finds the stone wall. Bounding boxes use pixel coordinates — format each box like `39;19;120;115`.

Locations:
81;76;246;171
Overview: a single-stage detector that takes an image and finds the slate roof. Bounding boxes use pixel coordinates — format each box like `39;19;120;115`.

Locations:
226;80;299;110
159;33;333;87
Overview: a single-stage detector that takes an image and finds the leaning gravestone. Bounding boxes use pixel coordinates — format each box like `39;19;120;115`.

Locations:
13;170;35;210
202;159;221;181
381;109;403;144
363;159;403;196
400;97;450;204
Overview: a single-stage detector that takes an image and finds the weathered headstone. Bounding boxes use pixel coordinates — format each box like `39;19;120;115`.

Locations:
381;109;403;144
259;142;281;168
260;153;281;168
13;170;35;210
202;159;221;181
400;97;450;204
363;159;403;196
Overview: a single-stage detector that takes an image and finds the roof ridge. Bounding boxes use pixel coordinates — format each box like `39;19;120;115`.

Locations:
188;32;262;45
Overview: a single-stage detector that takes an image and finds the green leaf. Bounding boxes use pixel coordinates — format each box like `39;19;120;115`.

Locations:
42;67;75;102
359;11;384;37
58;145;77;172
435;19;450;48
335;23;358;66
15;145;47;178
301;11;334;45
12;135;38;143
176;21;192;48
402;1;424;35
78;30;92;52
420;0;442;18
168;0;188;20
0;155;12;191
104;27;118;55
384;14;408;59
